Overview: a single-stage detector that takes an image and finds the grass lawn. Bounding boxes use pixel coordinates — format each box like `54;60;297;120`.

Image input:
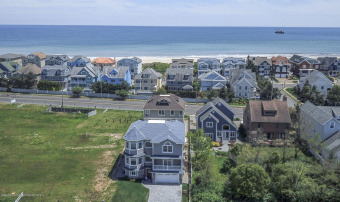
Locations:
0;104;143;201
285;87;300;101
111;180;149;202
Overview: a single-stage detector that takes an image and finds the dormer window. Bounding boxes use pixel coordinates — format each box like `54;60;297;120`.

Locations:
264;110;277;116
330;121;335;128
168;75;175;80
162;142;173;153
183;75;189;80
157;99;170;106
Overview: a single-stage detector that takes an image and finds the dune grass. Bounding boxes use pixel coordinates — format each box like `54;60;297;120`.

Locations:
0;104;143;201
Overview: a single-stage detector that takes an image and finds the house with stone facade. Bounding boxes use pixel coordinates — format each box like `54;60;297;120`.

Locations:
123;119;185;184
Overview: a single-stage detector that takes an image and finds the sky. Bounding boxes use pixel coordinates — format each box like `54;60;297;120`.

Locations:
1;0;340;27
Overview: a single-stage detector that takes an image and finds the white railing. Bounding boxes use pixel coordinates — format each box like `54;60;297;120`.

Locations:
153;165;182;170
125;148;144;155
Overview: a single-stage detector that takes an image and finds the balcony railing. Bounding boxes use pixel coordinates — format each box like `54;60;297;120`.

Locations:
153;165;182;171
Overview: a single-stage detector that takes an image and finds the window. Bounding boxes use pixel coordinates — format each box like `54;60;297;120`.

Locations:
145;110;150;114
143;80;147;83
125;157;129;164
138;158;142;164
170;110;175;116
315;65;319;69
179;111;183;116
217;131;222;137
206;122;213;128
150;80;153;83
303;65;306;69
230;132;235;137
131;158;136;165
239;86;242;90
258;123;261;128
330;121;335;128
131;143;136;150
162;142;173;153
138;142;143;149
276;123;279;129
145;141;152;148
223;125;230;130
238;93;241;96
321;86;324;90
218;102;221;106
135;80;140;83
130;171;136;176
245;93;247;97
158;110;165;116
245;86;248;90
206;133;213;139
145;156;151;162
125;142;129;149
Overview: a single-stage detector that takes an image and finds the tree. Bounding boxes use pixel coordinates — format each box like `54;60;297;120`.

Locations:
225;81;235;102
246;58;256;73
327;85;340;105
238;124;247;140
205;89;219;100
156;87;167;94
71;87;83;98
37;80;62;91
115;90;129;100
224;163;270;201
219;86;228;100
264;151;281;174
142;62;169;75
192;79;201;93
257;76;281;100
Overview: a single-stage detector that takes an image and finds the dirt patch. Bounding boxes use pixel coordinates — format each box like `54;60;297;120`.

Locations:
93;150;116;193
66;145;116;150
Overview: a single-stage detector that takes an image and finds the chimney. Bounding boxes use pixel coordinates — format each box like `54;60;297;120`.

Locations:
283;96;287;102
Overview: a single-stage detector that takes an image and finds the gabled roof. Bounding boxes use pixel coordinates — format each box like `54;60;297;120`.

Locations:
166;68;193;82
45;55;70;61
135;68;162;79
230;69;257;88
69;55;90;63
32;52;47;59
317;57;338;66
212;82;225;89
17;64;41;75
143;94;185;110
0;62;16;72
123;120;185;144
299;70;332;86
0;53;24;59
70;65;97;78
92;57;116;64
300;101;335;125
271;56;290;65
198;70;226;81
251;57;272;66
102;66;129;79
117;57;142;64
42;65;70;77
247;100;291;123
289;55;320;65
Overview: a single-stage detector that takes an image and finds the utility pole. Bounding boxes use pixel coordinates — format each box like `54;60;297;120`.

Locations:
61;83;64;107
271;78;273;100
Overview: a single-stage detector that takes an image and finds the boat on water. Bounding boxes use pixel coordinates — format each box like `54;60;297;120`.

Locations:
275;29;284;34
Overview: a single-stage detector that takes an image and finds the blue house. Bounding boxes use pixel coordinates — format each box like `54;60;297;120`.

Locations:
196;98;238;142
101;66;131;86
68;64;99;91
67;55;91;68
198;70;227;91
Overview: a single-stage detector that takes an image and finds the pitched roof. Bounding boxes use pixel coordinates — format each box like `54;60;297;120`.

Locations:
300;101;335;125
117;57;142;64
317;57;338;66
0;53;24;59
92;57;116;64
69;55;90;63
250;57;272;66
166;68;193;82
230;69;257;88
70;65;97;78
289;55;320;65
123;120;185;144
0;62;16;72
271;56;290;65
17;64;42;75
247;100;291;123
32;52;47;59
143;94;185;110
198;70;226;81
134;68;162;79
102;66;129;79
45;55;69;61
299;70;332;86
42;65;70;77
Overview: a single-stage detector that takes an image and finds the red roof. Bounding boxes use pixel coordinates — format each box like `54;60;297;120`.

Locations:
91;57;116;64
271;56;290;65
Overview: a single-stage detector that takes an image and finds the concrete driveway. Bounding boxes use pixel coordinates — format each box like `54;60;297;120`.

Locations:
143;183;182;202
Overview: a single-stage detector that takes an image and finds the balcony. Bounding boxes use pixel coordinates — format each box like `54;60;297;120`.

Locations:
125;148;144;156
153;165;182;171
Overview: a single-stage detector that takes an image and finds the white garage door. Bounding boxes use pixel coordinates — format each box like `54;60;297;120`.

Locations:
155;173;179;184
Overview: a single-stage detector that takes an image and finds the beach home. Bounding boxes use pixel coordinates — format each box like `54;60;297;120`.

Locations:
134;68;162;94
165;68;194;91
298;70;333;96
23;52;47;68
40;65;71;87
250;56;272;79
229;69;257;98
300;101;340;161
143;94;185;122
117;57;142;79
243;99;291;140
45;55;70;66
67;55;91;68
0;61;20;78
13;63;42;83
317;57;340;77
101;66;131;86
170;58;194;69
197;58;220;76
289;55;321;77
271;56;290;78
68;65;98;91
196;98;237;142
199;70;226;91
123;119;185;184
92;57;116;67
0;53;25;67
221;57;246;77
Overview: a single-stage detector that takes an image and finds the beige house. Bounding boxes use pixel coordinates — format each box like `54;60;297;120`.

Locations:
134;68;162;94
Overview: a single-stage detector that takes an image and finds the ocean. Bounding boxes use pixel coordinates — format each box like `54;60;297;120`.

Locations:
1;25;340;57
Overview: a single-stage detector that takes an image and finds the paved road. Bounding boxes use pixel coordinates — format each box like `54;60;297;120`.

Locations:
0;93;245;118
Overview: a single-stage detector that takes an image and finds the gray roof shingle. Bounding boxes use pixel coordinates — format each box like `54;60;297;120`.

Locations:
135;68;162;80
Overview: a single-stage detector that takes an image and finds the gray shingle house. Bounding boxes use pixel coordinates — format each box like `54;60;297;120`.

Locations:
134;68;162;94
143;94;185;122
165;68;193;91
170;58;194;69
221;57;246;77
298;70;333;96
68;65;98;91
0;53;25;67
196;98;238;142
197;58;220;76
45;55;70;66
117;57;142;79
123;120;185;184
250;56;272;79
317;57;340;77
300;101;340;161
41;65;71;87
198;70;226;91
230;69;257;98
23;52;47;68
